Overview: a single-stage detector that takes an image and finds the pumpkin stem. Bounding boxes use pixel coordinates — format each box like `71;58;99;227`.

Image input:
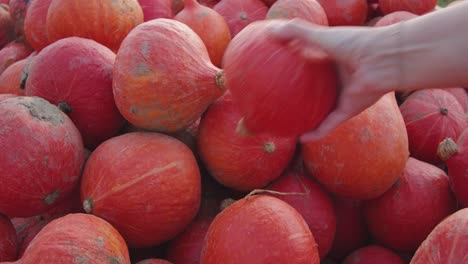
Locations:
220;198;236;211
245;174;310;199
240;12;248;20
215;70;225;90
440;107;449;115
83;198;94;214
437;138;459;161
236;118;253;137
57;101;72;114
264;142;276;154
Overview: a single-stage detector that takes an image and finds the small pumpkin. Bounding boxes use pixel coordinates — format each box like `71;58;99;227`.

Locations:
23;0;52;51
0;57;28;95
0;4;14;48
342;245;405;264
0;214;18;261
266;0;329;25
317;0;368;26
8;0;30;36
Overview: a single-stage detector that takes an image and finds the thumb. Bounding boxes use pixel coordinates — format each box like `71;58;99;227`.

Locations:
299;109;354;143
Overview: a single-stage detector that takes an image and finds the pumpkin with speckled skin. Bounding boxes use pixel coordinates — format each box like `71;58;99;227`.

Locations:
26;37;125;150
374;11;417;27
317;0;368;26
80;132;201;247
113;19;225;133
0;40;33;75
0;57;28;95
201;195;320;264
303;93;409;200
342;245;405;264
0;96;84;217
214;0;268;37
0;4;14;48
410;208;468;264
364;157;457;252
266;0;329;25
399;89;467;165
197;93;296;191
379;0;437;15
175;0;231;67
46;0;143;52
5;214;130;264
0;214;18;261
138;0;174;21
24;0;52;51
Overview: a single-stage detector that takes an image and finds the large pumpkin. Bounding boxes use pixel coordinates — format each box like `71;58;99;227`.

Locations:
8;214;130;264
200;195;320;264
399;89;467;165
26;37;125;149
46;0;143;52
138;0;174;21
113;19;225;133
0;96;84;217
80;132;201;247
303;93;409;199
24;0;52;51
223;20;337;137
197;93;297;191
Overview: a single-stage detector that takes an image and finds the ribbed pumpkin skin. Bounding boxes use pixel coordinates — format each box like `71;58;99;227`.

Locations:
399;89;467;165
266;0;329;26
24;0;52;51
317;0;368;26
200;195;320;264
25;37;125;150
0;214;18;262
197;94;297;191
380;0;437;15
374;11;418;27
46;0;143;52
342;245;405;264
223;20;338;137
303;93;409;200
410;208;468;264
0;96;84;218
213;0;268;37
364;158;457;252
11;214;131;264
174;0;231;67
80;132;201;247
113;19;225;133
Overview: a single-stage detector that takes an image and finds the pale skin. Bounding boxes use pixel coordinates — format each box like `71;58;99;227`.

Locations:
269;2;468;142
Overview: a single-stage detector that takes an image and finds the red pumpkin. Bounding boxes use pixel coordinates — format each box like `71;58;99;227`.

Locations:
0;40;33;75
0;57;27;95
46;0;143;52
410;208;468;264
223;20;337;137
374;11;417;27
213;0;268;37
266;0;329;25
317;0;368;26
80;132;201;247
445;87;468;112
200;195;320;264
197;94;296;191
12;188;83;257
23;0;52;51
267;173;336;258
0;4;14;48
342;245;405;264
166;217;213;264
303;93;409;199
0;0;9;4
8;214;130;264
0;93;16;101
113;19;225;133
175;0;231;67
400;89;467;165
136;259;173;264
380;0;437;15
0;96;84;217
0;214;18;261
438;132;468;207
138;0;174;21
8;0;30;36
364;157;457;252
329;197;369;260
26;37;125;149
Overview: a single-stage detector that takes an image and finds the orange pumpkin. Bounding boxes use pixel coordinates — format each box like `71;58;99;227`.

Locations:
24;0;52;51
46;0;144;52
303;93;409;200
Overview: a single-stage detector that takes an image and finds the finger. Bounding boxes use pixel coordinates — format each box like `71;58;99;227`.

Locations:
299;109;354;143
269;18;326;45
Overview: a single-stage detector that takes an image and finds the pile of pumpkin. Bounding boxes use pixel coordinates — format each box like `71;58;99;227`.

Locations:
0;0;466;263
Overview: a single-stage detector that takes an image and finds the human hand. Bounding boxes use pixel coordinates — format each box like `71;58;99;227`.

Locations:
270;19;399;143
